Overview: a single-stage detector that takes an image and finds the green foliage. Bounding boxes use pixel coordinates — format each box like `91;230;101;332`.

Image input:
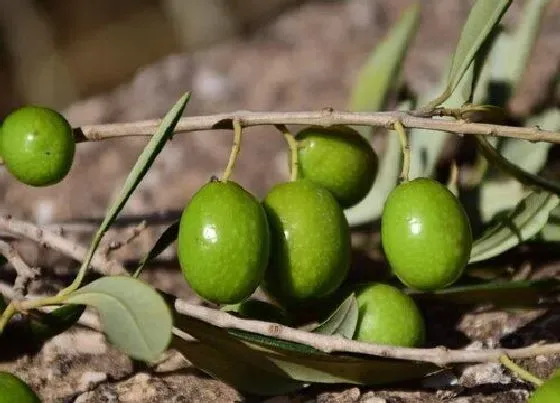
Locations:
310;293;358;339
470;191;559;263
66;276;172;363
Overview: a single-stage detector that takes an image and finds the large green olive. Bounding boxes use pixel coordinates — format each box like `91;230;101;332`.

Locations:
529;374;560;403
353;282;425;347
1;105;75;186
381;177;472;291
177;180;270;305
0;372;40;403
295;125;378;208
262;179;351;305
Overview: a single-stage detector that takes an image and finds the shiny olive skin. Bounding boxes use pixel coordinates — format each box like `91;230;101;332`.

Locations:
1;106;75;186
529;375;560;403
353;283;425;347
295;125;378;208
177;180;270;305
381;178;472;291
262;179;351;306
0;372;40;403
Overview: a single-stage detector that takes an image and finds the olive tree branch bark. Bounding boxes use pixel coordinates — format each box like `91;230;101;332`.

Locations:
0;240;39;298
72;109;560;144
0;214;127;276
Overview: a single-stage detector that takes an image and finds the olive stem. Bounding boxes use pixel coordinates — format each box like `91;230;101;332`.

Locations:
446;160;459;195
394;120;410;182
220;118;243;182
0;301;16;333
276;124;298;182
499;354;544;387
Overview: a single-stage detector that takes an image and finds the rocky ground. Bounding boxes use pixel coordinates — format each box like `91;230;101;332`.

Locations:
0;0;559;402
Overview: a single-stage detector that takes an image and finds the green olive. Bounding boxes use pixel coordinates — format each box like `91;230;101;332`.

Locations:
1;106;75;186
529;375;560;403
381;177;472;291
177;179;270;305
0;372;40;403
262;179;351;306
295;125;378;208
353;282;425;347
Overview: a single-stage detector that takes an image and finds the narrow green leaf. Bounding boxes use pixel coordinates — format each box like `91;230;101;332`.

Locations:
79;92;190;277
505;0;551;94
65;276;173;363
410;278;560;307
344;100;412;226
28;305;85;342
474;135;560;195
348;3;420;112
469;190;559;263
497;108;559;175
174;313;438;386
423;0;512;109
133;220;179;278
311;293;358;339
171;330;307;396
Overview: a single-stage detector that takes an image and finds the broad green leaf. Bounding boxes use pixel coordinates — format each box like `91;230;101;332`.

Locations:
133;220;179;278
469;190;559;263
311;293;358;339
77;92;190;279
422;0;512;110
174;312;438;387
66;276;173;363
349;2;420;114
410;278;560;307
344;100;412;226
171;329;307;396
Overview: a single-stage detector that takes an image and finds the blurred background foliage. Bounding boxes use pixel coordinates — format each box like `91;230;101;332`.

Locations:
0;0;309;115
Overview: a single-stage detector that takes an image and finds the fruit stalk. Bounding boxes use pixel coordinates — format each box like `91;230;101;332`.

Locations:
499;354;544;386
276;124;299;182
221;118;243;182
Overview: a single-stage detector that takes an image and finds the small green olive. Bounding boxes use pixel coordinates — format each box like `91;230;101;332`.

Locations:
529;375;560;403
0;372;40;403
353;282;425;347
1;105;75;186
295;125;378;208
262;179;351;306
177;179;270;305
381;177;472;291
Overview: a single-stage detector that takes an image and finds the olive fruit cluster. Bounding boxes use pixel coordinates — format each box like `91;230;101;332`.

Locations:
177;125;376;307
177;123;473;349
0;105;76;187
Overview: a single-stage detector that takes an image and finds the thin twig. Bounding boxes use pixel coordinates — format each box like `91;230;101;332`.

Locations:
0;215;127;276
0;240;39;298
70;109;560;144
101;220;147;258
173;299;560;367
